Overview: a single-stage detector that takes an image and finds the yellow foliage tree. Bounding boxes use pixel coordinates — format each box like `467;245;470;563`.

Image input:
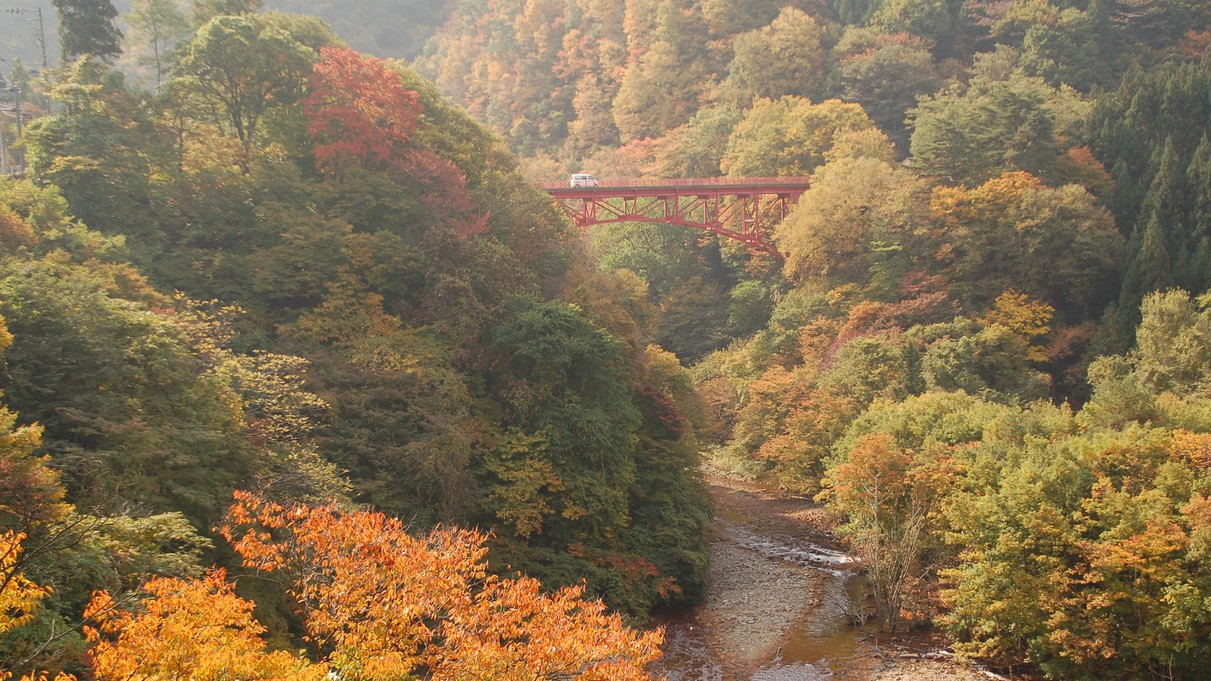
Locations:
1;532;76;681
927;171;1122;315
982;290;1054;362
0;532;48;637
84;570;327;681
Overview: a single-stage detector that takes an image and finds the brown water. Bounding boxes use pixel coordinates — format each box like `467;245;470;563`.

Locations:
753;573;877;679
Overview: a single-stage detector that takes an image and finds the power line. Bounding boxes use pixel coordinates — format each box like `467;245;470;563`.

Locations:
6;7;49;71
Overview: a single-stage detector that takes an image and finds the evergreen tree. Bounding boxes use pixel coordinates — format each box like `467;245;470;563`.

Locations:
1188;134;1211;240
833;0;884;26
1085;0;1125;86
1137;138;1189;280
1119;215;1175;336
1188;135;1211;290
53;0;124;63
1091;64;1211;233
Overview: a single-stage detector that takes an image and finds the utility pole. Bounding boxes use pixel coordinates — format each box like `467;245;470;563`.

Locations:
0;89;19;175
0;60;9;174
7;7;50;115
11;86;21;174
6;8;49;71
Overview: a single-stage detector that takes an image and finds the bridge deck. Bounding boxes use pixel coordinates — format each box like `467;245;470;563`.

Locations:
539;177;810;197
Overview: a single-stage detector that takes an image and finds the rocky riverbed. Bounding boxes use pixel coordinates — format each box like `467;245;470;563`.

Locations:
650;468;998;681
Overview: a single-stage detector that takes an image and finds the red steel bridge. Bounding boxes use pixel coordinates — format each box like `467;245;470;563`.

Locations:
539;177;811;258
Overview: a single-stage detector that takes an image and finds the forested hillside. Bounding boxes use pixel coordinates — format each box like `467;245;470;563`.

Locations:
1;2;708;679
417;0;1211;678
4;0;1211;679
1;1;447;80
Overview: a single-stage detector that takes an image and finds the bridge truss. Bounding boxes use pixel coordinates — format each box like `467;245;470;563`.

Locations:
540;177;811;258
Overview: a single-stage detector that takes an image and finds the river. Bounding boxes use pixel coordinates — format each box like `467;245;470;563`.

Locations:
649;470;991;681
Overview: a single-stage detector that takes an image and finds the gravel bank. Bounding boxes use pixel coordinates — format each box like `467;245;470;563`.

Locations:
658;468;1003;681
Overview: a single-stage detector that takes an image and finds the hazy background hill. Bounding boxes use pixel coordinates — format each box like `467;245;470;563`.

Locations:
267;0;449;57
1;0;450;70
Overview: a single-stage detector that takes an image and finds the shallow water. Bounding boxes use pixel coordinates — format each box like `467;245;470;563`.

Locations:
652;517;871;680
722;522;858;575
651;609;722;681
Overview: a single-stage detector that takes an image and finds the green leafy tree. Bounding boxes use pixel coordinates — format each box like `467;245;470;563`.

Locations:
943;425;1211;679
173;13;317;167
654;276;734;362
480;297;697;610
1099;290;1211;399
125;0;191;91
927;172;1123;316
0;316;213;677
21;59;164;254
940;435;1090;672
700;0;787;34
189;0;263;26
916;319;1051;400
870;0;955;46
725;8;825;103
0;260;255;525
722;96;883;176
1017;5;1119;91
834;28;940;152
819;333;916;406
908;70;1088;185
777;156;931;295
483;297;640;542
655;105;742;177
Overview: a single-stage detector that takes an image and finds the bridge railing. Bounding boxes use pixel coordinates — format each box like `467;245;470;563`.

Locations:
536;176;810;190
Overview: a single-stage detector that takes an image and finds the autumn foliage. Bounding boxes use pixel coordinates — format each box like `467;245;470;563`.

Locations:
70;493;661;680
0;532;47;638
217;492;663;680
303;46;421;176
84;571;327;681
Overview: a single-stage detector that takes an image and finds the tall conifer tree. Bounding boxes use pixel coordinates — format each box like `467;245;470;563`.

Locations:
1139;139;1188;254
1187;134;1211;291
1118;139;1189;334
53;0;124;63
1120;214;1176;337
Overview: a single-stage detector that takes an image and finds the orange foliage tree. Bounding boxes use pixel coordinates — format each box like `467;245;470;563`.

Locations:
79;493;662;680
824;433;959;632
217;492;663;680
